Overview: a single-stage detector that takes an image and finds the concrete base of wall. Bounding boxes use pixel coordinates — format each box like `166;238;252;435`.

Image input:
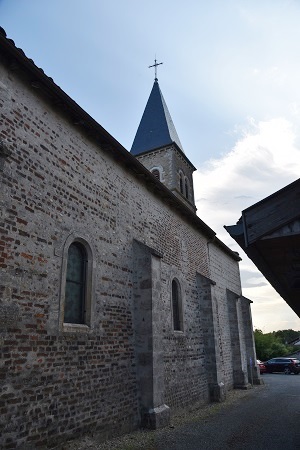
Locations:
210;382;226;402
249;366;264;385
142;404;170;429
233;369;249;388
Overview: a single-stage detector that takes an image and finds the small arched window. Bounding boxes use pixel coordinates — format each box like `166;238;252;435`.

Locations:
64;242;87;324
179;172;184;194
151;169;160;181
172;279;183;331
185;177;189;200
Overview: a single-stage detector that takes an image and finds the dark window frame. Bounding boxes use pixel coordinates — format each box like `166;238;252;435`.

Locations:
151;168;160;181
184;177;189;200
179;171;184;194
59;235;94;332
64;242;87;324
172;278;183;331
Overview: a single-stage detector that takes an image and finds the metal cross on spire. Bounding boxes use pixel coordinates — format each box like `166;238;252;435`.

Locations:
148;58;163;81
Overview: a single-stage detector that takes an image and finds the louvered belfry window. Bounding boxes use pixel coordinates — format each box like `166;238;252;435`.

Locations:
185;178;189;200
152;169;160;180
179;174;184;194
64;242;87;324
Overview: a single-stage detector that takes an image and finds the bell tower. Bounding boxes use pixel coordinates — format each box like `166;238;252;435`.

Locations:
130;64;196;213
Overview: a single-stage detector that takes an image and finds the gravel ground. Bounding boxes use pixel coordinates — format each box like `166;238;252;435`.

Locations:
62;383;265;450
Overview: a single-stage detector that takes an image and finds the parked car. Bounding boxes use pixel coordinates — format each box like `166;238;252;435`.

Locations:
264;357;300;374
257;360;266;374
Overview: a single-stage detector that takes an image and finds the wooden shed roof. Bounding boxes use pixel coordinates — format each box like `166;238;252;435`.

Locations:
225;178;300;317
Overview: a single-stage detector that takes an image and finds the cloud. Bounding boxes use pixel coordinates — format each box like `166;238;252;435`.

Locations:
244;283;300;333
195;117;300;238
242;277;268;289
194;117;300;332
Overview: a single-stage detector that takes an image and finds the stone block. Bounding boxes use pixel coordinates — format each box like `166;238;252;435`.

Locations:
210;382;226;402
142;404;170;429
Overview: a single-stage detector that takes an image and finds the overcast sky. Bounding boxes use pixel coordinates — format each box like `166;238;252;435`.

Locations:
1;0;300;333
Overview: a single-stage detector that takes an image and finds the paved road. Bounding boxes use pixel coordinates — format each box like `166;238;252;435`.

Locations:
153;373;300;450
66;374;300;449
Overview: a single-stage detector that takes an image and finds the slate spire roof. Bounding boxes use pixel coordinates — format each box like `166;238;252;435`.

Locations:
131;79;184;155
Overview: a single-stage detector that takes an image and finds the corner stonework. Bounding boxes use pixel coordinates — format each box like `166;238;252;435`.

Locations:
142;404;170;429
132;239;170;429
197;272;227;403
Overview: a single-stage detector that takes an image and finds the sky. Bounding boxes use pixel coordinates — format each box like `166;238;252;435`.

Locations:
1;0;300;333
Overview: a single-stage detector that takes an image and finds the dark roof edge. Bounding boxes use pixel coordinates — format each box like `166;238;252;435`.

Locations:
0;28;239;262
240;295;253;304
243;177;300;215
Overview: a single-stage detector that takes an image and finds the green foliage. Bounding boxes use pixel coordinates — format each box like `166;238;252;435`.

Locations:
273;329;299;345
254;329;299;361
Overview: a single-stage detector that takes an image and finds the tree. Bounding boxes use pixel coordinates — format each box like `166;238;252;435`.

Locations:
273;329;300;345
254;329;297;361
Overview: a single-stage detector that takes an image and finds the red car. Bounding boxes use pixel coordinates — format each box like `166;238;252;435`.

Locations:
257;360;267;374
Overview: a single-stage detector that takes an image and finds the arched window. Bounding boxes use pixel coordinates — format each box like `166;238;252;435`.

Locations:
185;177;189;200
172;279;183;331
179;172;184;194
64;242;87;324
151;169;160;180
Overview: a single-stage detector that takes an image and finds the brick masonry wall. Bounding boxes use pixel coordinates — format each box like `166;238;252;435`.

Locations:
0;61;247;448
208;243;243;388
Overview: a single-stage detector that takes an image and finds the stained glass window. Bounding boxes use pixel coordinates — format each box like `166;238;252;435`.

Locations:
64;242;86;324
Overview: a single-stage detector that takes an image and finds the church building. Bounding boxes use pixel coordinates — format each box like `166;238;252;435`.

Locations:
0;29;260;449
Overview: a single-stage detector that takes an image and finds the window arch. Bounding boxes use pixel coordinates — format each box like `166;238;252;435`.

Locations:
172;278;183;331
64;242;87;324
184;177;190;200
150;166;163;182
60;235;94;330
151;169;160;181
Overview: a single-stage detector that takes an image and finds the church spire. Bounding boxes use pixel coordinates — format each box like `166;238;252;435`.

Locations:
130;71;196;213
130;79;184;156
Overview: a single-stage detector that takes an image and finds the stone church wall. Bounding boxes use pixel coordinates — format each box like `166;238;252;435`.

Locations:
209;243;255;389
0;59;254;448
208;244;241;388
